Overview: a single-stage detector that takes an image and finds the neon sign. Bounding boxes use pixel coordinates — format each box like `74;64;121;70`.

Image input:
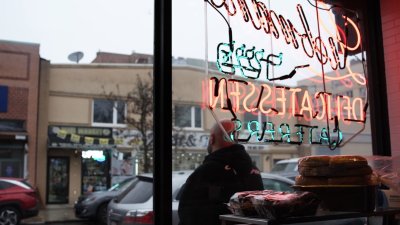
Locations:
217;41;310;81
204;0;368;150
204;77;366;123
82;150;106;162
209;1;361;71
231;120;343;148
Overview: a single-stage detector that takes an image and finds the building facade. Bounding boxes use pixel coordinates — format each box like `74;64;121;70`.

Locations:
0;40;40;188
33;57;302;206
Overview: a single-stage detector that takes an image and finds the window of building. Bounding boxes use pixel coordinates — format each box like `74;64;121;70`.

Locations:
92;99;126;127
174;105;202;129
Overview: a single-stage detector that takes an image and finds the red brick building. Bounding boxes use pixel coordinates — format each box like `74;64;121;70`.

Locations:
0;40;41;186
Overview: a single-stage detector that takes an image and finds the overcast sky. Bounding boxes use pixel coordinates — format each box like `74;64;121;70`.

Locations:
0;0;349;86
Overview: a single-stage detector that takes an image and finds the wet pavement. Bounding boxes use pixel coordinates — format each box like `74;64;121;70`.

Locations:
21;205;86;225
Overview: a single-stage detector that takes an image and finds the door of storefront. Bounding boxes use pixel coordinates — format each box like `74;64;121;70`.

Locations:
47;157;69;204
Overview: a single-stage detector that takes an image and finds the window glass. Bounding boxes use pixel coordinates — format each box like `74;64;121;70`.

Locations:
0;180;14;189
21;180;35;190
116;101;126;124
191;1;370;153
262;179;293;192
174;105;191;127
93;99;126;126
119;179;153;204
271;163;288;173
108;177;135;192
47;157;69;204
284;163;297;172
194;106;202;128
172;0;373;187
1;0;155;213
174;105;202;129
93;99;114;124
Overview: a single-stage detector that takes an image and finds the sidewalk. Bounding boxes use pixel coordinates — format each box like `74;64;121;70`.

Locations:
22;205;84;224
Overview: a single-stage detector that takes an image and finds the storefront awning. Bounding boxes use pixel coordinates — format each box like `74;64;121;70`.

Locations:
48;125;116;150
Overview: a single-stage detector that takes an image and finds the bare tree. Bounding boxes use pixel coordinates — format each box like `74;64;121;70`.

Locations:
126;73;153;172
103;73;153;173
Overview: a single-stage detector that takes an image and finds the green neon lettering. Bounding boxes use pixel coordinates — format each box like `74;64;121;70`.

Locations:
279;123;291;143
308;126;320;144
294;124;305;144
265;122;276;141
320;128;330;145
247;120;261;139
232;119;243;141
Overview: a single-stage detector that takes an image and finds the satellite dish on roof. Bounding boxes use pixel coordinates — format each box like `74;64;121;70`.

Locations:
68;51;84;63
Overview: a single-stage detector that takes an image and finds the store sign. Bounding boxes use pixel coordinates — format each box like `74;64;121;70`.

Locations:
48;125;115;149
82;150;106;162
204;0;368;150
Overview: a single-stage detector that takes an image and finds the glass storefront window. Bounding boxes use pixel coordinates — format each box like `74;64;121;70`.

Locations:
170;0;387;223
2;0;395;224
173;0;373;159
2;0;157;221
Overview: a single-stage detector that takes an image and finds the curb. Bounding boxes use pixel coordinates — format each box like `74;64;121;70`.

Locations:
22;218;85;225
21;209;86;225
21;218;45;225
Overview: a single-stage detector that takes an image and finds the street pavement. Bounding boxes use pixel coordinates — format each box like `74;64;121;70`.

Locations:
20;205;89;225
22;221;95;225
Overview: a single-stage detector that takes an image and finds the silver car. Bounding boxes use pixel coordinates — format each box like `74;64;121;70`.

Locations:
270;158;300;180
74;176;135;224
107;171;296;225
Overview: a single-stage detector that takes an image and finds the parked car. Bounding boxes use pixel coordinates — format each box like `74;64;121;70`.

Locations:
0;177;39;225
74;176;135;224
107;171;366;225
107;171;297;225
107;171;189;225
261;172;295;192
271;158;300;180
